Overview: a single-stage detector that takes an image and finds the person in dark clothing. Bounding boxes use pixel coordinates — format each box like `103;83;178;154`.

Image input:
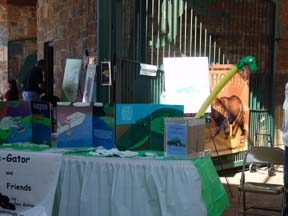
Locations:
22;59;46;101
3;79;19;101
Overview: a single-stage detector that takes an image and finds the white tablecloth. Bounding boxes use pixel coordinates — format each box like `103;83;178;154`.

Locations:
54;156;207;216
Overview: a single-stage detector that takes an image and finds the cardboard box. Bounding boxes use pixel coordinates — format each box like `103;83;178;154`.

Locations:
56;102;93;148
164;117;205;158
116;104;184;151
0;100;32;144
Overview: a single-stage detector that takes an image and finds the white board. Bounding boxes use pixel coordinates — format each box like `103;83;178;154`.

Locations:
162;57;210;113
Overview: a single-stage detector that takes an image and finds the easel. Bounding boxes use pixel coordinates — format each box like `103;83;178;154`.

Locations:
205;116;234;198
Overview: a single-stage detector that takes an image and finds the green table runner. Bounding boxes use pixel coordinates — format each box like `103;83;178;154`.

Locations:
193;156;230;216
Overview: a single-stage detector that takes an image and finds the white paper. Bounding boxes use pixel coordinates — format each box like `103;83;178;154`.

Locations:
140;63;157;77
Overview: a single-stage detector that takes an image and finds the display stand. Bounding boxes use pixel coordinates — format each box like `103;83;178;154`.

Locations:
206;118;233;198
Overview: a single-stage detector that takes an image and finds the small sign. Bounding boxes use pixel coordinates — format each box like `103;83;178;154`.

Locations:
101;61;112;86
140;63;157;77
166;122;187;157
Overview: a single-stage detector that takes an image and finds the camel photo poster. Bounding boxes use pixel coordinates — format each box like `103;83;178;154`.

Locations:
205;64;250;156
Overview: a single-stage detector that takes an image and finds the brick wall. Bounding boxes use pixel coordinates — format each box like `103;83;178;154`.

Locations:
37;0;97;97
274;0;288;144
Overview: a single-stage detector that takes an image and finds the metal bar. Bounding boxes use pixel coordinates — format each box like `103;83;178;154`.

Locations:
243;0;247;58
154;76;157;103
231;0;235;63
267;2;272;69
209;34;212;63
204;29;207;57
146;0;148;62
257;0;262;75
237;0;241;62
194;16;197;56
189;9;193;56
151;0;155;64
184;2;187;55
158;71;163;103
213;41;216;64
222;0;227;62
136;9;140;61
157;0;160;65
218;47;220;63
179;6;182;54
173;1;177;57
199;22;202;56
162;0;168;63
171;0;175;57
256;0;261;109
168;0;171;57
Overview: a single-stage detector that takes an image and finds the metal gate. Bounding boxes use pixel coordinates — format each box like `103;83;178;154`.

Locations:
114;0;276;162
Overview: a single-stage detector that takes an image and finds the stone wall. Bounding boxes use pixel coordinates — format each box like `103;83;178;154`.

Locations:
7;4;37;81
37;0;97;97
0;3;7;84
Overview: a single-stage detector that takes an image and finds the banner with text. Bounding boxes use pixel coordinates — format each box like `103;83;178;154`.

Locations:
0;151;61;216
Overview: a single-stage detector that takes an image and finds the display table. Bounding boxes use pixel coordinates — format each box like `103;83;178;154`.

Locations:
0;145;229;216
53;154;229;216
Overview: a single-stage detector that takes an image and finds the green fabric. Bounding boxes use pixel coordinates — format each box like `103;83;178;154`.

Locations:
63;148;96;156
136;150;164;157
193;155;230;216
0;143;50;152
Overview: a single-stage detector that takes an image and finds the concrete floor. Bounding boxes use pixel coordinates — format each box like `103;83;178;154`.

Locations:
219;165;284;216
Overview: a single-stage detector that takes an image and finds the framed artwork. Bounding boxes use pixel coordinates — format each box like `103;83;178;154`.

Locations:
101;61;112;86
82;64;96;103
61;59;82;102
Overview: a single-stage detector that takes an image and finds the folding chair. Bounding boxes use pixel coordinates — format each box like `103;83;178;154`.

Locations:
236;146;285;216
